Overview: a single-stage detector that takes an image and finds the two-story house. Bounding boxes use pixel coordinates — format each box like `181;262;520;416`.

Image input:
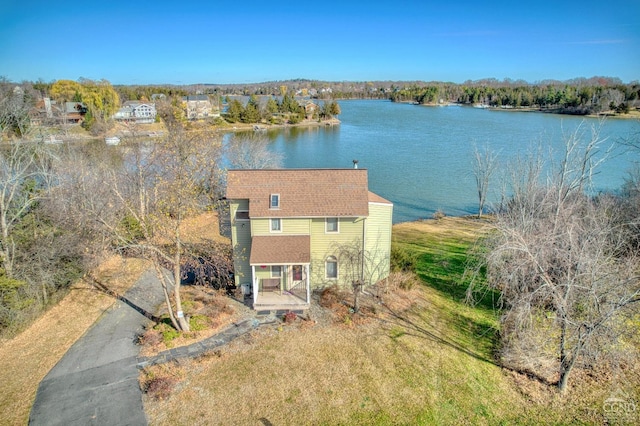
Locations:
226;168;393;311
182;95;219;120
113;101;157;123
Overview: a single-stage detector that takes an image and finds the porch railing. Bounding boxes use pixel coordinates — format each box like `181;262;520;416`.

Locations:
288;280;307;302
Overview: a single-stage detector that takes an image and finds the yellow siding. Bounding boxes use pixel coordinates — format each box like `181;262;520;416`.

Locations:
365;203;393;285
309;217;365;288
251;217;310;236
255;266;280;280
230;199;392;292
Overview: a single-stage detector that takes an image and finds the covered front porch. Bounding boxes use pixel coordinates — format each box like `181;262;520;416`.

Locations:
251;265;310;310
249;235;311;310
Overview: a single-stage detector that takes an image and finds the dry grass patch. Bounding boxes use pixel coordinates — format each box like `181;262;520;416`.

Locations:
394;216;491;240
151;211;229;247
140;362;186;401
143;287;519;426
0;256;149;426
179;211;229;244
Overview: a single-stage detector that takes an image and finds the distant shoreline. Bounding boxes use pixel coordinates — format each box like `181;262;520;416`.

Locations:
213;117;341;133
405;101;640;120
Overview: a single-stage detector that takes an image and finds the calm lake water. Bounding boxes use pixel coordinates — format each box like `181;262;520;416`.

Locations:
250;100;639;223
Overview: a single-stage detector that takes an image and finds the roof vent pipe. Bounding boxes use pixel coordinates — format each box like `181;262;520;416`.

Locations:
353;159;359;169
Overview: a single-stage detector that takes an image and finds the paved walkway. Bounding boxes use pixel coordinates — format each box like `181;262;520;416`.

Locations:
29;270;270;426
137;317;269;369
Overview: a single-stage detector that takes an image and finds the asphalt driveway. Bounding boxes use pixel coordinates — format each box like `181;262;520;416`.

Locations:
29;269;165;426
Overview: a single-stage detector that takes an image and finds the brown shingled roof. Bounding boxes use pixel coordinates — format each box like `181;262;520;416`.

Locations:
227;169;370;217
368;191;392;205
250;235;311;264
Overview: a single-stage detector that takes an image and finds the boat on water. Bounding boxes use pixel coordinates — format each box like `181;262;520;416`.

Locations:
105;136;121;145
473;103;490;109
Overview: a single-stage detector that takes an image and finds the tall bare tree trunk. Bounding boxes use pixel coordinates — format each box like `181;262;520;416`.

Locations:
153;261;181;331
1;201;14;278
172;225;190;331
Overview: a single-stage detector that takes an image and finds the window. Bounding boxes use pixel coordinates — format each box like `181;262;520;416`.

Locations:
326;217;339;233
270;194;280;209
325;256;338;279
270;218;281;232
235;211;249;221
271;266;282;278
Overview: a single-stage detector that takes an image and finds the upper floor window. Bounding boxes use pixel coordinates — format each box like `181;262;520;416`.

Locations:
270;194;280;209
270;218;282;232
326;217;339;233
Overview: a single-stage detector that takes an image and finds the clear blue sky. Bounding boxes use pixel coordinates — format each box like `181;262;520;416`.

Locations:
1;0;638;85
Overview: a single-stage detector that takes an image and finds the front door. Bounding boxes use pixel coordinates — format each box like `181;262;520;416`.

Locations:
291;265;303;286
288;265;307;301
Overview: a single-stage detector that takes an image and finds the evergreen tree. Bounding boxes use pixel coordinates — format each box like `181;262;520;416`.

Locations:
266;97;279;115
279;92;300;114
225;99;243;123
241;95;261;123
329;101;341;116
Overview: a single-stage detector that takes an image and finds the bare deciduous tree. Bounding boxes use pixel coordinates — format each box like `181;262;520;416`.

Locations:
53;128;226;332
111;129;224;331
225;133;283;169
470;121;640;393
471;143;499;218
0;80;35;140
0;142;53;278
330;238;391;313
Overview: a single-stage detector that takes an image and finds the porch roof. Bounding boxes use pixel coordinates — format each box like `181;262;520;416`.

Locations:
249;235;311;265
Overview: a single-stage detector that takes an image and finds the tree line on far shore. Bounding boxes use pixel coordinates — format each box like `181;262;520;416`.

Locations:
223;93;341;125
3;75;638;141
390;80;640;115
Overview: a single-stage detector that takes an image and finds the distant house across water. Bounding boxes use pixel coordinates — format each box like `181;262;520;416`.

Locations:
31;98;87;124
113;101;157;124
182;95;220;120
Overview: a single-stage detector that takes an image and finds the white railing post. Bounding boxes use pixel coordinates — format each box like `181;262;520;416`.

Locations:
252;265;257;306
305;264;310;304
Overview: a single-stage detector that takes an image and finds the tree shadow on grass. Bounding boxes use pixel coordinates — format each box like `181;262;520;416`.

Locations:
377;297;498;367
416;247;499;313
